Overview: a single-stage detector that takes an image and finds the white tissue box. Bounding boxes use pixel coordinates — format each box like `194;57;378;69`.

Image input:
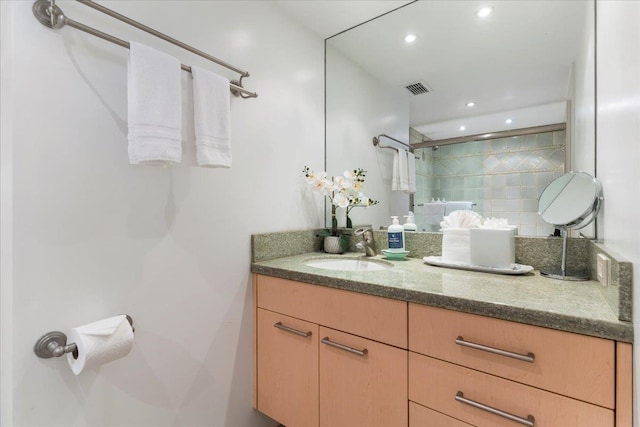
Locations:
469;228;516;268
441;229;470;264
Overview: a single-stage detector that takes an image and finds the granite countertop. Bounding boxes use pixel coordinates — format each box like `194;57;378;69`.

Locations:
252;252;633;343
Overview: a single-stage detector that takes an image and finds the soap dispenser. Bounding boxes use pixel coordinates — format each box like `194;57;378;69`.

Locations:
403;212;417;232
387;216;405;252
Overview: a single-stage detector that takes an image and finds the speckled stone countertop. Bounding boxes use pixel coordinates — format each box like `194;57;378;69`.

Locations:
252;251;633;343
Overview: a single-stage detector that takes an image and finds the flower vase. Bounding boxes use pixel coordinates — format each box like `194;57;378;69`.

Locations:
324;235;348;254
346;215;353;229
330;205;338;235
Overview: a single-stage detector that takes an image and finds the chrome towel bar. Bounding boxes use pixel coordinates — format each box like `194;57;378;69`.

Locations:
32;0;257;98
373;134;420;159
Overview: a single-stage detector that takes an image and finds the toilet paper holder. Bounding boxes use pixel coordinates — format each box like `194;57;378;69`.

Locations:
33;314;135;359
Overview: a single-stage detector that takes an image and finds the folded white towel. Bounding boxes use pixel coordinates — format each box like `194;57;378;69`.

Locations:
423;202;445;225
444;201;474;215
192;66;231;168
127;42;182;165
392;150;400;191
392;150;410;191
407;152;416;194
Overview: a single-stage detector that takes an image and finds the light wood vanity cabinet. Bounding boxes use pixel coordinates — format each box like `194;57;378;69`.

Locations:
254;274;631;427
254;274;408;427
409;303;617;427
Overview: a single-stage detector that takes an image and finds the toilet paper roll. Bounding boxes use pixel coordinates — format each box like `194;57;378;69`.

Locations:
67;315;134;375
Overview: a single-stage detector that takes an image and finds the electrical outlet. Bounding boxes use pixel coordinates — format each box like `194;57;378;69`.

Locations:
596;254;610;287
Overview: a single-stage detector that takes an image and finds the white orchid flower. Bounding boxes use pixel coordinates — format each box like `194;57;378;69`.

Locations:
322;178;335;192
305;171;317;184
333;175;352;191
311;178;328;195
333;192;350;208
343;170;356;181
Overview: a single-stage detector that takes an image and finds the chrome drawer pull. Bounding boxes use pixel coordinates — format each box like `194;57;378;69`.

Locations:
273;322;312;337
455;391;535;427
455;336;535;363
321;337;368;356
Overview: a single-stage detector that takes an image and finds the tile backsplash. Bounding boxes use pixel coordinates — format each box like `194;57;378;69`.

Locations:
412;129;565;236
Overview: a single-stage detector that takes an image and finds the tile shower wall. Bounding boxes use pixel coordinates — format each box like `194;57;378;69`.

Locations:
413;130;566;236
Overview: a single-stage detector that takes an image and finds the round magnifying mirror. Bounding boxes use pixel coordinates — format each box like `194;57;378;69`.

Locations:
539;171;602;229
538;171;602;281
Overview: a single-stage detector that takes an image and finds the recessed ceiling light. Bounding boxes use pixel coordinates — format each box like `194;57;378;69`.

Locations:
477;6;494;18
459;125;466;131
505;118;513;124
466;101;476;107
404;34;417;43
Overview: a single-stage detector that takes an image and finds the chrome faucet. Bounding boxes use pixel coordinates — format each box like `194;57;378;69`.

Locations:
355;227;377;257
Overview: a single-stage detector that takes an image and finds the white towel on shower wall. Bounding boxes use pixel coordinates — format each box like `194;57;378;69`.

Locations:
127;42;182;165
192;66;231;168
392;150;410;192
423;202;445;225
391;150;401;190
444;201;474;215
407;152;416;194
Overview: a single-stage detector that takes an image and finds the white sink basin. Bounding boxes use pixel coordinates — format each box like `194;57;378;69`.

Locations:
304;257;391;272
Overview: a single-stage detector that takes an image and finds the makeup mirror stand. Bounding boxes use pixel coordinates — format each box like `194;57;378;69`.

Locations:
540;227;590;281
538;171;602;281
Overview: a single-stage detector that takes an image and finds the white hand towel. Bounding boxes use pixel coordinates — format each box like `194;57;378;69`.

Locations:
192;66;231;168
392;149;400;190
398;150;409;191
407;152;416;194
127;42;182;165
444;201;474;215
423;202;445;225
392;150;409;191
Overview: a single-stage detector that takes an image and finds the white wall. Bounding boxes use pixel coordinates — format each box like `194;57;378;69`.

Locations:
595;1;640;425
571;0;596;176
0;1;324;426
326;44;410;230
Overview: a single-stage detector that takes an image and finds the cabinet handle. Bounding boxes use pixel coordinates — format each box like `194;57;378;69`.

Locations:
321;337;368;356
455;391;535;427
455;336;535;363
273;322;312;337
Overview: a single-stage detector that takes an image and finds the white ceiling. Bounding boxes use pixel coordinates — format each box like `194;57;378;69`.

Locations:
276;1;591;141
273;1;413;39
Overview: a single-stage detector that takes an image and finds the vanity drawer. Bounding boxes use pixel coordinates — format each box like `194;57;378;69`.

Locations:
256;274;407;348
408;303;614;408
409;352;614;427
409;402;472;426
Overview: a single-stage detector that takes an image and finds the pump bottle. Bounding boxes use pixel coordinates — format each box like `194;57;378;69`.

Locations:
403;212;417;232
387;216;405;252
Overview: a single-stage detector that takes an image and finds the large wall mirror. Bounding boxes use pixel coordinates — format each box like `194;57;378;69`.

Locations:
326;0;596;237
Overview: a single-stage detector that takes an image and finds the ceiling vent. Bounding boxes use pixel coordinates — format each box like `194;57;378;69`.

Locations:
404;80;432;96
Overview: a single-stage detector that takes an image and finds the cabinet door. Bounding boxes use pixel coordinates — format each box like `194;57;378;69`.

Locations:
257;309;319;427
319;327;407;427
